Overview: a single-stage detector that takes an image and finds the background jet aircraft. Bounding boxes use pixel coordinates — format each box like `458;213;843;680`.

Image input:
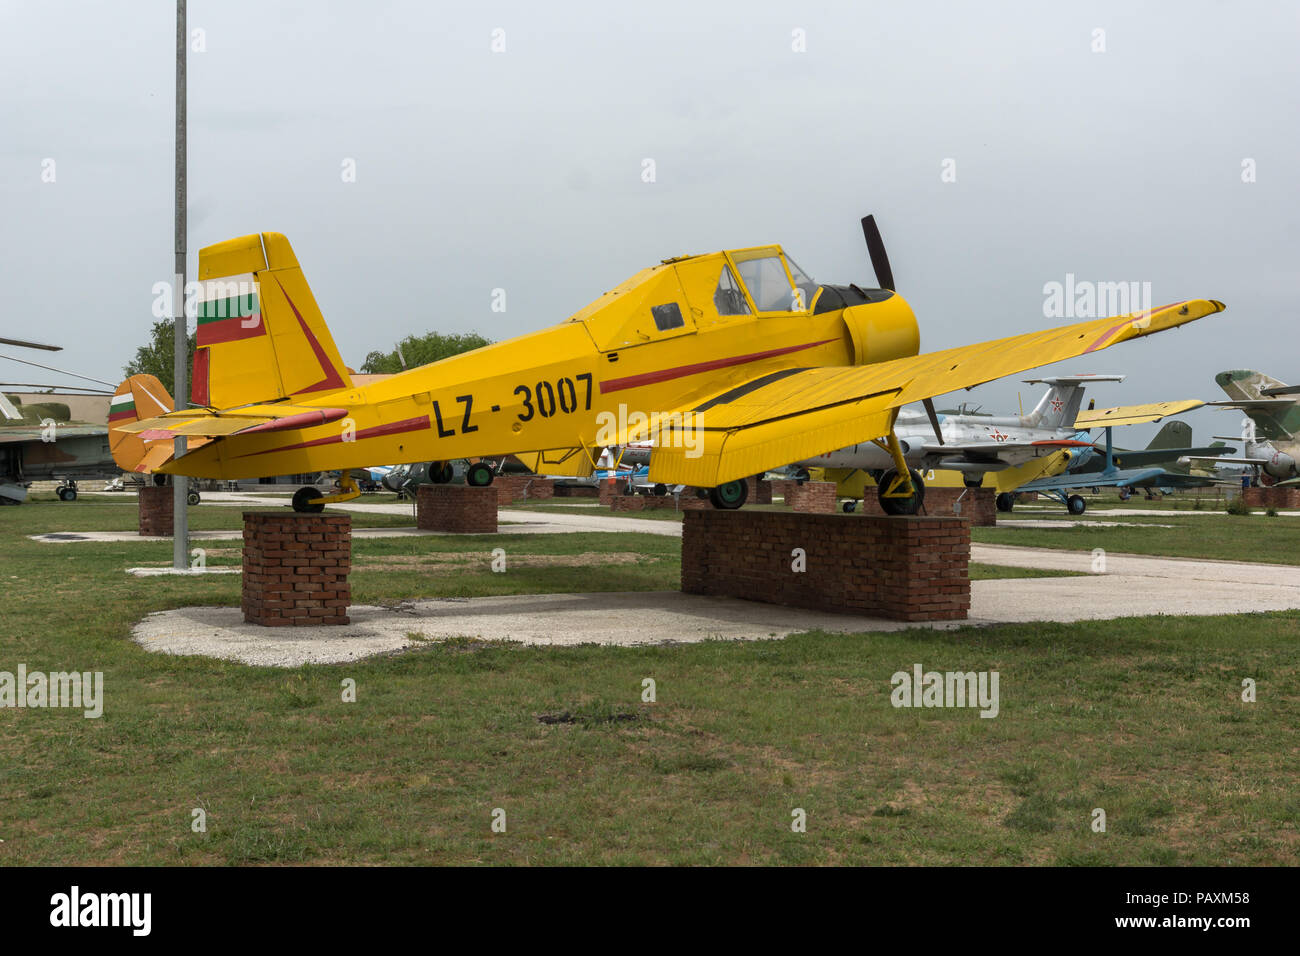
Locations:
795;374;1121;487
1193;370;1300;484
1;335;119;504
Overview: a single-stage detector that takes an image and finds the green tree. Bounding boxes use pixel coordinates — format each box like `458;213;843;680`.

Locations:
360;331;492;374
123;319;195;398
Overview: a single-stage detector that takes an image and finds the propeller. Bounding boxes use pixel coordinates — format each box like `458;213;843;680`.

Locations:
862;214;933;441
860;215;895;292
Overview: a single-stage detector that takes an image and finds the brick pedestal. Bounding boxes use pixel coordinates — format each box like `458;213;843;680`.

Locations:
748;477;773;505
416;484;498;533
495;475;555;505
138;485;173;536
1243;486;1300;509
598;478;630;504
682;510;970;621
786;480;837;513
242;512;350;626
917;486;996;526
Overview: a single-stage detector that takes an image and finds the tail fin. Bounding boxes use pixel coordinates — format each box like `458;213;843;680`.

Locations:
1021;374;1125;429
109;374;211;473
1215;369;1300;441
1145;420;1192;451
193;232;352;409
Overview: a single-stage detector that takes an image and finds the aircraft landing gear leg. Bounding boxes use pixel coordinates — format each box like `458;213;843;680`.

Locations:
293;474;362;513
873;431;925;516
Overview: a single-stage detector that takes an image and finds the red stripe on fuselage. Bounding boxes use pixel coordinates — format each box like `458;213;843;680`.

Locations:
231;415;429;459
599;339;837;394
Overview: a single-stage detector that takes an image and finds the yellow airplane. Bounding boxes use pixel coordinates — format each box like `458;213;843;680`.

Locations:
112;218;1226;514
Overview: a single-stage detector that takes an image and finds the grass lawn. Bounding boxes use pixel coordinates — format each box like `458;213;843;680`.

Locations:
1;496;1295;865
973;511;1300;566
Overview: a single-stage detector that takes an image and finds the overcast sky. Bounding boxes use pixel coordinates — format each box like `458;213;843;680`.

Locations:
2;0;1296;444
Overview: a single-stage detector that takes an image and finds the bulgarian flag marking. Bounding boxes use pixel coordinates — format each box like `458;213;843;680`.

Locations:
108;391;137;423
196;272;267;347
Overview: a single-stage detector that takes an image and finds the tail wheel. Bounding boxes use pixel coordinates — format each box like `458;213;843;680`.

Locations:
466;461;495;487
708;479;749;510
995;492;1015;513
1067;494;1087;516
292;486;325;514
877;468;925;516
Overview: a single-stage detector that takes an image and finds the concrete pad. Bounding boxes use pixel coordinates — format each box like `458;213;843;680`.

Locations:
129;544;1300;667
131;592;953;667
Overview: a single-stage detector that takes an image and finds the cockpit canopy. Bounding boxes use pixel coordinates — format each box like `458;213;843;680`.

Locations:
569;245;822;352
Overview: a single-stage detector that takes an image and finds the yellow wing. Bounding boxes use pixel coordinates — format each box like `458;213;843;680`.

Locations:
648;299;1225;486
1074;399;1204;429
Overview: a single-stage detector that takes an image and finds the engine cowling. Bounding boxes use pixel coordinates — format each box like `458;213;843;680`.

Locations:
1264;452;1296;480
841;297;920;367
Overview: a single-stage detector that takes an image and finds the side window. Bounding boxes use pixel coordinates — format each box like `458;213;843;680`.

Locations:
714;264;751;316
736;255;797;312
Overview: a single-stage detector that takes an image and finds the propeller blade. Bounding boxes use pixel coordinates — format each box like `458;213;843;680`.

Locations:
860;215;895;291
922;397;943;445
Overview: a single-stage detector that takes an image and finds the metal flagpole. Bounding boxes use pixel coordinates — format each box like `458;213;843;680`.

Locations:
172;0;189;570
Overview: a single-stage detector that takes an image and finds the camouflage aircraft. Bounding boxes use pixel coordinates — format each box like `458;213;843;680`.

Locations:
1193;370;1300;484
0;393;113;504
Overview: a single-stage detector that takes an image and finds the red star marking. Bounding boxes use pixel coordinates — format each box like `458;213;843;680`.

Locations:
1051;398;1064;412
990;429;1008;442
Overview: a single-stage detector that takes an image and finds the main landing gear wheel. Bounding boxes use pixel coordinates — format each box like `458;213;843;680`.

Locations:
996;493;1014;513
187;490;201;506
708;479;749;510
466;461;495;487
292;486;325;514
877;468;925;516
842;500;858;513
1067;494;1087;516
432;461;455;484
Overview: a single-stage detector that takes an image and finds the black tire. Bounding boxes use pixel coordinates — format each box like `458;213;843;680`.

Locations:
653;483;668;497
708;479;749;510
996;492;1014;513
59;487;77;502
1067;494;1087;516
842;500;857;513
153;474;167;487
466;461;495;487
292;486;325;514
187;491;201;506
433;461;455;484
877;469;926;516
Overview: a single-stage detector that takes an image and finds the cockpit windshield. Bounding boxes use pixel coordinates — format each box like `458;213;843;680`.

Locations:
728;250;817;313
784;256;818;312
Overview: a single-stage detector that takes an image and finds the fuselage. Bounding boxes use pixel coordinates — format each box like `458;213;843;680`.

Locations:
164;247;921;480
